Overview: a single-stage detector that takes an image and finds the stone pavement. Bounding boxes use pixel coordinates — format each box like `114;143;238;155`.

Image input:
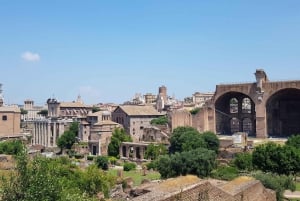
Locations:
284;190;300;199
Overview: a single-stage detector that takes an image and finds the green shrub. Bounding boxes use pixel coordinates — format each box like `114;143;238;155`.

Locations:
87;155;95;161
234;152;253;171
211;165;239;181
108;156;117;166
123;162;136;171
146;161;157;170
74;154;84;159
253;172;295;201
95;156;109;170
0;140;24;155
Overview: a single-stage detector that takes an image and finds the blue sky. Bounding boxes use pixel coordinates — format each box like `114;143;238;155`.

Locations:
1;1;300;105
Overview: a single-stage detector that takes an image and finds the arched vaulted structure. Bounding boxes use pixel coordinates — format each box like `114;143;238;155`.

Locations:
210;69;300;138
266;88;300;137
215;92;256;136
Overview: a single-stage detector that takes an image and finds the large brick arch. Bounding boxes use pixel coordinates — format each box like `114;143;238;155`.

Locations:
211;78;300;138
214;91;256;135
265;87;300;137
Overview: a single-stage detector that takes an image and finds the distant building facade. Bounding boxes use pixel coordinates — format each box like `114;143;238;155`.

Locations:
0;106;21;137
21;99;46;121
0;84;21;138
80;111;121;155
112;105;164;142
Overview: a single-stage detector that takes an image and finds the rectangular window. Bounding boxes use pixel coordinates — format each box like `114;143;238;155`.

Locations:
2;115;7;121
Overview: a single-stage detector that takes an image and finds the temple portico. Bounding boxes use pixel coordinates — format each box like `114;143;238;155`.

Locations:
119;142;151;161
32;118;72;147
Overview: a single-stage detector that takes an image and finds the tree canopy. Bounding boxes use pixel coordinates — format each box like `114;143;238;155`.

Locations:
156;148;216;179
57;122;79;151
252;142;300;175
150;116;168;125
144;143;167;160
286;134;300;149
108;128;132;157
169;126;219;154
1;150;115;201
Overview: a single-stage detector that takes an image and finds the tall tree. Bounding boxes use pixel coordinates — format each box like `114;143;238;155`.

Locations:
57;122;79;151
108;128;132;157
144;143;167;160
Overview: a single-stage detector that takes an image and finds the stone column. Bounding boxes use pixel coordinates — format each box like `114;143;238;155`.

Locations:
32;123;35;145
37;122;40;144
47;123;51;147
140;146;144;160
238;98;243;132
132;146;136;159
126;146;130;158
255;101;267;138
42;123;45;146
53;122;56;147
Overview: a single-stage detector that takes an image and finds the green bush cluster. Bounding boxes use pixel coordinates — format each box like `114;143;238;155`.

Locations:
0;140;23;155
253;172;295;201
95;156;109;170
1;150;115;201
123;162;136;171
211;165;239;181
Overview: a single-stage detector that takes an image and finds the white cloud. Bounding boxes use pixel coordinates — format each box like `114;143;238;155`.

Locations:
21;51;40;62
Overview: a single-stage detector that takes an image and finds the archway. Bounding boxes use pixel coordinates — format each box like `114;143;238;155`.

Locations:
215;92;256;135
266;88;300;137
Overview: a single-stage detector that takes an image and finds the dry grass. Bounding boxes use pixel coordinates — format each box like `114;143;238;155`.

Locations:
159;175;200;191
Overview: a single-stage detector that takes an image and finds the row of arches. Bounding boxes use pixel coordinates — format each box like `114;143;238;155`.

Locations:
215;88;300;137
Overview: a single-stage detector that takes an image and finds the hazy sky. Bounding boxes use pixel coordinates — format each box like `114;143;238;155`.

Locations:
1;1;300;105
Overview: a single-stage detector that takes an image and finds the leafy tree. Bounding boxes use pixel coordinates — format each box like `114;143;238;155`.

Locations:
144;143;167;160
201;131;220;153
57;122;79;151
156;155;173;179
0;140;24;155
1;150;115;201
150;116;168;125
37;109;48;117
252;142;300;175
156;148;216;179
252;142;280;173
57;130;77;150
286;134;300;149
20;108;28;115
234;152;253;171
108;128;132;157
169;126;205;154
95;156;109;170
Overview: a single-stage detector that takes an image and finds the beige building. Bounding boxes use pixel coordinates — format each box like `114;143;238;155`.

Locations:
112;105;164;142
47;96;92;119
0;106;21;137
80;111;121;155
21;99;46;121
193;92;214;107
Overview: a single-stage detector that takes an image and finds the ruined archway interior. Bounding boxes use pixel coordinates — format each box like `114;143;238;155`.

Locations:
215;92;256;136
267;88;300;137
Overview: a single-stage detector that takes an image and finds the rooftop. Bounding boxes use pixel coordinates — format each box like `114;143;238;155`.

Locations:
118;105;163;116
